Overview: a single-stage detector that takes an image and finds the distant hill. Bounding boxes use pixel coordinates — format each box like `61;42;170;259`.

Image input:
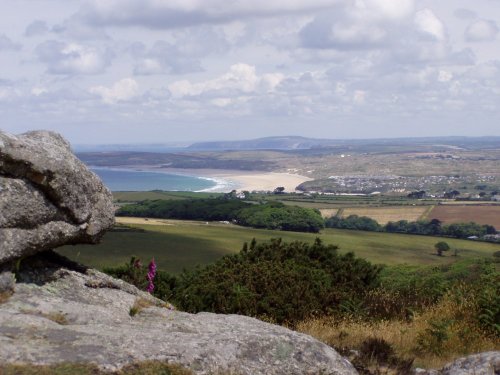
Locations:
187;136;336;150
186;135;500;151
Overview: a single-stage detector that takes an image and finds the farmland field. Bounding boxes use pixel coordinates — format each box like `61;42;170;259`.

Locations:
429;205;500;228
113;191;222;203
318;209;339;218
57;218;500;274
339;206;429;224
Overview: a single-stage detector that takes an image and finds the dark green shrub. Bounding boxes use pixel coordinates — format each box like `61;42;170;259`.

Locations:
434;241;450;256
235;204;324;233
325;215;381;231
173;238;381;324
476;272;500;336
360;337;395;363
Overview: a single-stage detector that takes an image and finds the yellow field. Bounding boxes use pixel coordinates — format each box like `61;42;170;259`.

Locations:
341;206;428;224
116;217;175;226
318;209;338;219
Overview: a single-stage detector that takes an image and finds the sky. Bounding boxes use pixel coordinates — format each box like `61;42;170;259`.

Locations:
1;0;500;144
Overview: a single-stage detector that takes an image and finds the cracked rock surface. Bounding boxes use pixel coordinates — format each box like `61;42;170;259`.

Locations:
0;253;358;375
0;130;114;264
414;351;500;375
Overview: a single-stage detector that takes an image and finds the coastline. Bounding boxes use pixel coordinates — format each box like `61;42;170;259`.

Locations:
203;171;313;193
91;165;312;193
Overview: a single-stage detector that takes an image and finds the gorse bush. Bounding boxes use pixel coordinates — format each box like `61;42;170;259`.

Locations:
173;238;381;324
374;259;499;318
105;239;381;324
476;271;500;336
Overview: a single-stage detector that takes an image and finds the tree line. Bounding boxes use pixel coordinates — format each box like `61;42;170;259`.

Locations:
117;198;496;238
117;198;324;233
325;215;497;239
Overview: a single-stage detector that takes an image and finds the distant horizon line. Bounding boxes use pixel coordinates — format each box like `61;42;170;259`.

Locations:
73;134;500;147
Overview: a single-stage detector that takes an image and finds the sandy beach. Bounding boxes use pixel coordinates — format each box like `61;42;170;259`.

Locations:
117;165;312;193
207;171;312;193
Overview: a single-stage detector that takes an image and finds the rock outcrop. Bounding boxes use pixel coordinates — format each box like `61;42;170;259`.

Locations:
0;130;358;374
0;252;358;375
414;351;500;375
0;130;115;264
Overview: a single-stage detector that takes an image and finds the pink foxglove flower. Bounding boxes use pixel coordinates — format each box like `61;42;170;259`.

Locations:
146;258;157;293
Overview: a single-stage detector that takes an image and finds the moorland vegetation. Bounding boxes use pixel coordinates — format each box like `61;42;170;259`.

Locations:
77;190;500;371
105;237;500;371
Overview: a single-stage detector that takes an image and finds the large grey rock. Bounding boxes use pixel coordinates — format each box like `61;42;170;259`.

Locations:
0;130;114;264
440;351;499;375
414;351;500;375
0;254;358;375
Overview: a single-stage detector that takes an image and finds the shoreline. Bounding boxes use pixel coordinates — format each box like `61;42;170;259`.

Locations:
90;165;312;193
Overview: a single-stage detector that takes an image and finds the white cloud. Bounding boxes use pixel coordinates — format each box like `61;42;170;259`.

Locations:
168;63;284;98
90;78;139;104
79;0;344;29
0;34;21;51
454;8;477;20
24;20;49;37
353;89;367;104
31;87;49;96
353;0;414;21
300;1;415;50
465;19;499;42
414;9;446;41
438;70;453;82
35;41;112;75
131;27;229;75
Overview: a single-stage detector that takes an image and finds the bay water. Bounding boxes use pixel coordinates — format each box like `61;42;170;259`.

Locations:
90;167;223;192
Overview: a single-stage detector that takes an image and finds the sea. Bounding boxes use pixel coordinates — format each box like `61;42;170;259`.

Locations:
90;167;233;192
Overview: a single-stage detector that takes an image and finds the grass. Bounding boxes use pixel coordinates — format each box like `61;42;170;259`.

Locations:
318;208;338;218
113;191;222;203
0;362;195;375
297;288;500;370
19;309;69;325
0;291;13;304
129;298;154;317
57;218;500;274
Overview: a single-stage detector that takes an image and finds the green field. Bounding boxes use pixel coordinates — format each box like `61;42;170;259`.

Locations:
113;191;222;203
58;219;500;274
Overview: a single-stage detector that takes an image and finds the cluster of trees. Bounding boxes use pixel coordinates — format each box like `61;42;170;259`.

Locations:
325;215;496;239
116;198;249;221
407;190;426;199
117;199;324;233
235;202;324;232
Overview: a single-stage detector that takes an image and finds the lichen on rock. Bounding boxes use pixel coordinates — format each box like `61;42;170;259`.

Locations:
0;130;115;264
